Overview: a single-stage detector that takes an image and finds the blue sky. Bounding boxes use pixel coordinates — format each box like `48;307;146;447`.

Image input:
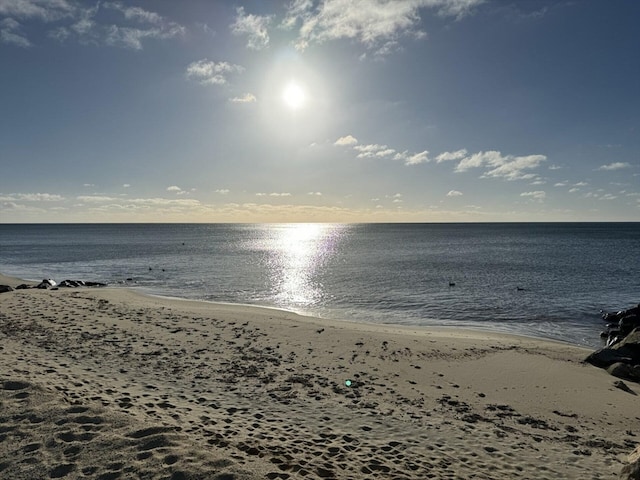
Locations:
1;0;638;222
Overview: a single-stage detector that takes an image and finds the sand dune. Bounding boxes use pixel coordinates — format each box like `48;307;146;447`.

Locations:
0;274;638;479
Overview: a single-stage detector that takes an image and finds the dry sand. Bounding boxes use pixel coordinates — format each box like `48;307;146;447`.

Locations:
0;273;638;479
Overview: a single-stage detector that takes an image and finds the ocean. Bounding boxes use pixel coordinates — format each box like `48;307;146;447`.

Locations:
1;223;638;348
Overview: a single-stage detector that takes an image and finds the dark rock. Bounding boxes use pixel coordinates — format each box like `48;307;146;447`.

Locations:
0;285;14;293
585;328;640;369
15;284;31;290
36;279;57;289
607;363;640;382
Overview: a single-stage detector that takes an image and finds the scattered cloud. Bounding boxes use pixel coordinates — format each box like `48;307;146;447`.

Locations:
554;181;568;187
282;0;484;54
186;59;244;86
436;149;467;162
336;136;545;181
599;194;618;201
446;190;463;197
83;183;95;187
0;18;30;47
456;151;547;181
334;135;358;146
520;191;546;200
256;192;292;197
395;150;430;165
1;1;184;49
308;192;322;196
0;0;74;22
0;192;64;202
597;162;631;171
167;186;183;193
215;189;230;195
229;93;257;103
354;143;395;158
230;6;273;50
103;2;163;25
122;184;131;188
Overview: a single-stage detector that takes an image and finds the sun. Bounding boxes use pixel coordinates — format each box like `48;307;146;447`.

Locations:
282;81;306;110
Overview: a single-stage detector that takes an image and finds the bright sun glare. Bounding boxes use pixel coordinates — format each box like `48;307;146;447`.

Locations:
282;82;306;110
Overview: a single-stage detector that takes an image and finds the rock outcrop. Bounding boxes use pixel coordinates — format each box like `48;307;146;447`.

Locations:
586;328;640;383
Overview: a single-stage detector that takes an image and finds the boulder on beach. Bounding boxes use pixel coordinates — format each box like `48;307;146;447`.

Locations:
585;328;640;382
36;279;57;289
0;285;14;294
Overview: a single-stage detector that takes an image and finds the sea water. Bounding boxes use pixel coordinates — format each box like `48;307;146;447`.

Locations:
1;223;639;347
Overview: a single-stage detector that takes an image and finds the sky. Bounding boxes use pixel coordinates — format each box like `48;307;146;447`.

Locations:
0;0;639;223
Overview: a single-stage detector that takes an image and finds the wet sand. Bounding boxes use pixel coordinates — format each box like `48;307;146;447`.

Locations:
0;273;638;479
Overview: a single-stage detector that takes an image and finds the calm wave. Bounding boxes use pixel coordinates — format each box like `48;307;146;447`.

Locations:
1;223;639;347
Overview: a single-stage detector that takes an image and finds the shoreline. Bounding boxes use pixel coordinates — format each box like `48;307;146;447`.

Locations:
1;271;600;349
1;272;638;478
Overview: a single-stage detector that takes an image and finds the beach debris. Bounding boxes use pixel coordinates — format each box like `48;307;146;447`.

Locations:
613;380;636;395
621;446;640;480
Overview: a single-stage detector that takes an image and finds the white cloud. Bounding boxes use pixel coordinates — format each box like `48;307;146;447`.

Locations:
122;184;131;188
167;186;182;192
308;191;322;196
354;143;395;158
230;6;273;50
284;0;484;53
446;190;463;197
0;0;75;22
599;194;617;201
554;181;568;187
0;192;64;201
520;191;546;200
215;189;230;195
395;150;430;165
334;135;358;146
456;150;546;181
76;195;118;203
436;149;467;162
597;162;631;171
229;93;257;103
186;59;244;86
568;188;580;193
103;2;163;25
0;18;30;47
2;1;184;49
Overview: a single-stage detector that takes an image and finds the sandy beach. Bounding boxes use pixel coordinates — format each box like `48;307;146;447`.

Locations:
0;273;638;479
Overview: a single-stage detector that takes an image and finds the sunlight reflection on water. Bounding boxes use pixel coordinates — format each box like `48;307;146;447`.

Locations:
255;223;345;309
